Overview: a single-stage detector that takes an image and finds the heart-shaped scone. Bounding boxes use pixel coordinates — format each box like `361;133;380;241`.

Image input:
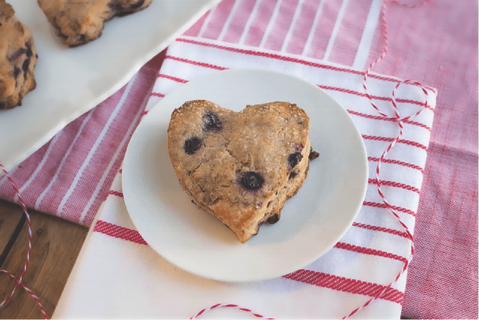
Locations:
167;100;317;243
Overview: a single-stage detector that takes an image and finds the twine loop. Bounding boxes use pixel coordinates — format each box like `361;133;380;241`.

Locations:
343;0;432;318
0;164;49;319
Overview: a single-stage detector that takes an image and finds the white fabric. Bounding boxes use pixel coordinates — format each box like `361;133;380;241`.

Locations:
53;37;436;319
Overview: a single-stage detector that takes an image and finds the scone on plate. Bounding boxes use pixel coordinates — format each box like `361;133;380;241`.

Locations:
37;0;153;47
0;0;38;110
167;100;318;243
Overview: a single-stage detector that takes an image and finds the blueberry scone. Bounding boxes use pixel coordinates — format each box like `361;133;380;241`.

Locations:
37;0;153;47
0;0;38;110
167;100;319;243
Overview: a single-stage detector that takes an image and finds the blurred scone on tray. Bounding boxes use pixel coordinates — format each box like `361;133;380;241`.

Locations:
0;0;38;110
37;0;153;47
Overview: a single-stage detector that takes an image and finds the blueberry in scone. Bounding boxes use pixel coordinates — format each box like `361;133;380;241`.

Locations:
0;0;38;110
37;0;153;47
167;100;318;243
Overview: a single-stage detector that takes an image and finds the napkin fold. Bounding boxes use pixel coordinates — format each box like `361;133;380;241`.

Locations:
53;36;437;319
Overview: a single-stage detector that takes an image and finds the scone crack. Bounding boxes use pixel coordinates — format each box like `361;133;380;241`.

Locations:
187;161;203;177
223;145;236;161
210;197;222;206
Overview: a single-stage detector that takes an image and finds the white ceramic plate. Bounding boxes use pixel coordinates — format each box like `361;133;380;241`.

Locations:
122;69;368;282
0;0;220;176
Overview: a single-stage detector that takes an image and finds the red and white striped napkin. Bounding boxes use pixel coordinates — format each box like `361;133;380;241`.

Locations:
53;35;436;318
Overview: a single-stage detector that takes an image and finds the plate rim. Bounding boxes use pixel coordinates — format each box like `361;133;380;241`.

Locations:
122;68;369;282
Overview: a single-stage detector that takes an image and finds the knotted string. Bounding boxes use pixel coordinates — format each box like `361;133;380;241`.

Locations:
0;164;48;319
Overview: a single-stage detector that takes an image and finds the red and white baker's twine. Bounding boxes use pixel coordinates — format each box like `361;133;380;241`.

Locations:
343;0;431;318
0;164;49;319
190;303;274;320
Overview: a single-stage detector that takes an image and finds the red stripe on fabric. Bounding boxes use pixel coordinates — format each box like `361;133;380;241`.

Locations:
328;0;373;66
368;156;424;173
93;219;410;248
107;190;124;198
220;0;256;44
283;269;404;304
362;135;428;151
177;37;437;94
352;222;410;239
93;220;147;245
162;55;431;114
91;221;405;304
164;55;227;70
334;242;408;264
54;73;153;225
347;109;431;130
200;0;236;40
0;136;58;200
157;74;188;83
284;0;323;55
363;201;416;216
177;37;401;82
306;0;342;60
317;85;434;111
151;92;165;98
318;85;432;110
183;8;210;37
368;178;420;194
242;0;277;47
262;0;301;51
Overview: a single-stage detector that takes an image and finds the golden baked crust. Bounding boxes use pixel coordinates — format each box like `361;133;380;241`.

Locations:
167;100;313;243
37;0;153;47
0;0;38;109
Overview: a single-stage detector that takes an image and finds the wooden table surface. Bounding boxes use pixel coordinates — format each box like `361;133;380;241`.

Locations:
0;199;88;319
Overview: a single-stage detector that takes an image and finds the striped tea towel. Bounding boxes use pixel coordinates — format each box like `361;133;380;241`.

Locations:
53;36;437;319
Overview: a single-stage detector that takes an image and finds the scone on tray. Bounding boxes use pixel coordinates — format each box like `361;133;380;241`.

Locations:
37;0;153;47
167;100;317;243
0;0;38;110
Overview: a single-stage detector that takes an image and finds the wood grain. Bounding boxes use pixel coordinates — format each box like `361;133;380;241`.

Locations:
0;199;24;257
0;201;88;319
